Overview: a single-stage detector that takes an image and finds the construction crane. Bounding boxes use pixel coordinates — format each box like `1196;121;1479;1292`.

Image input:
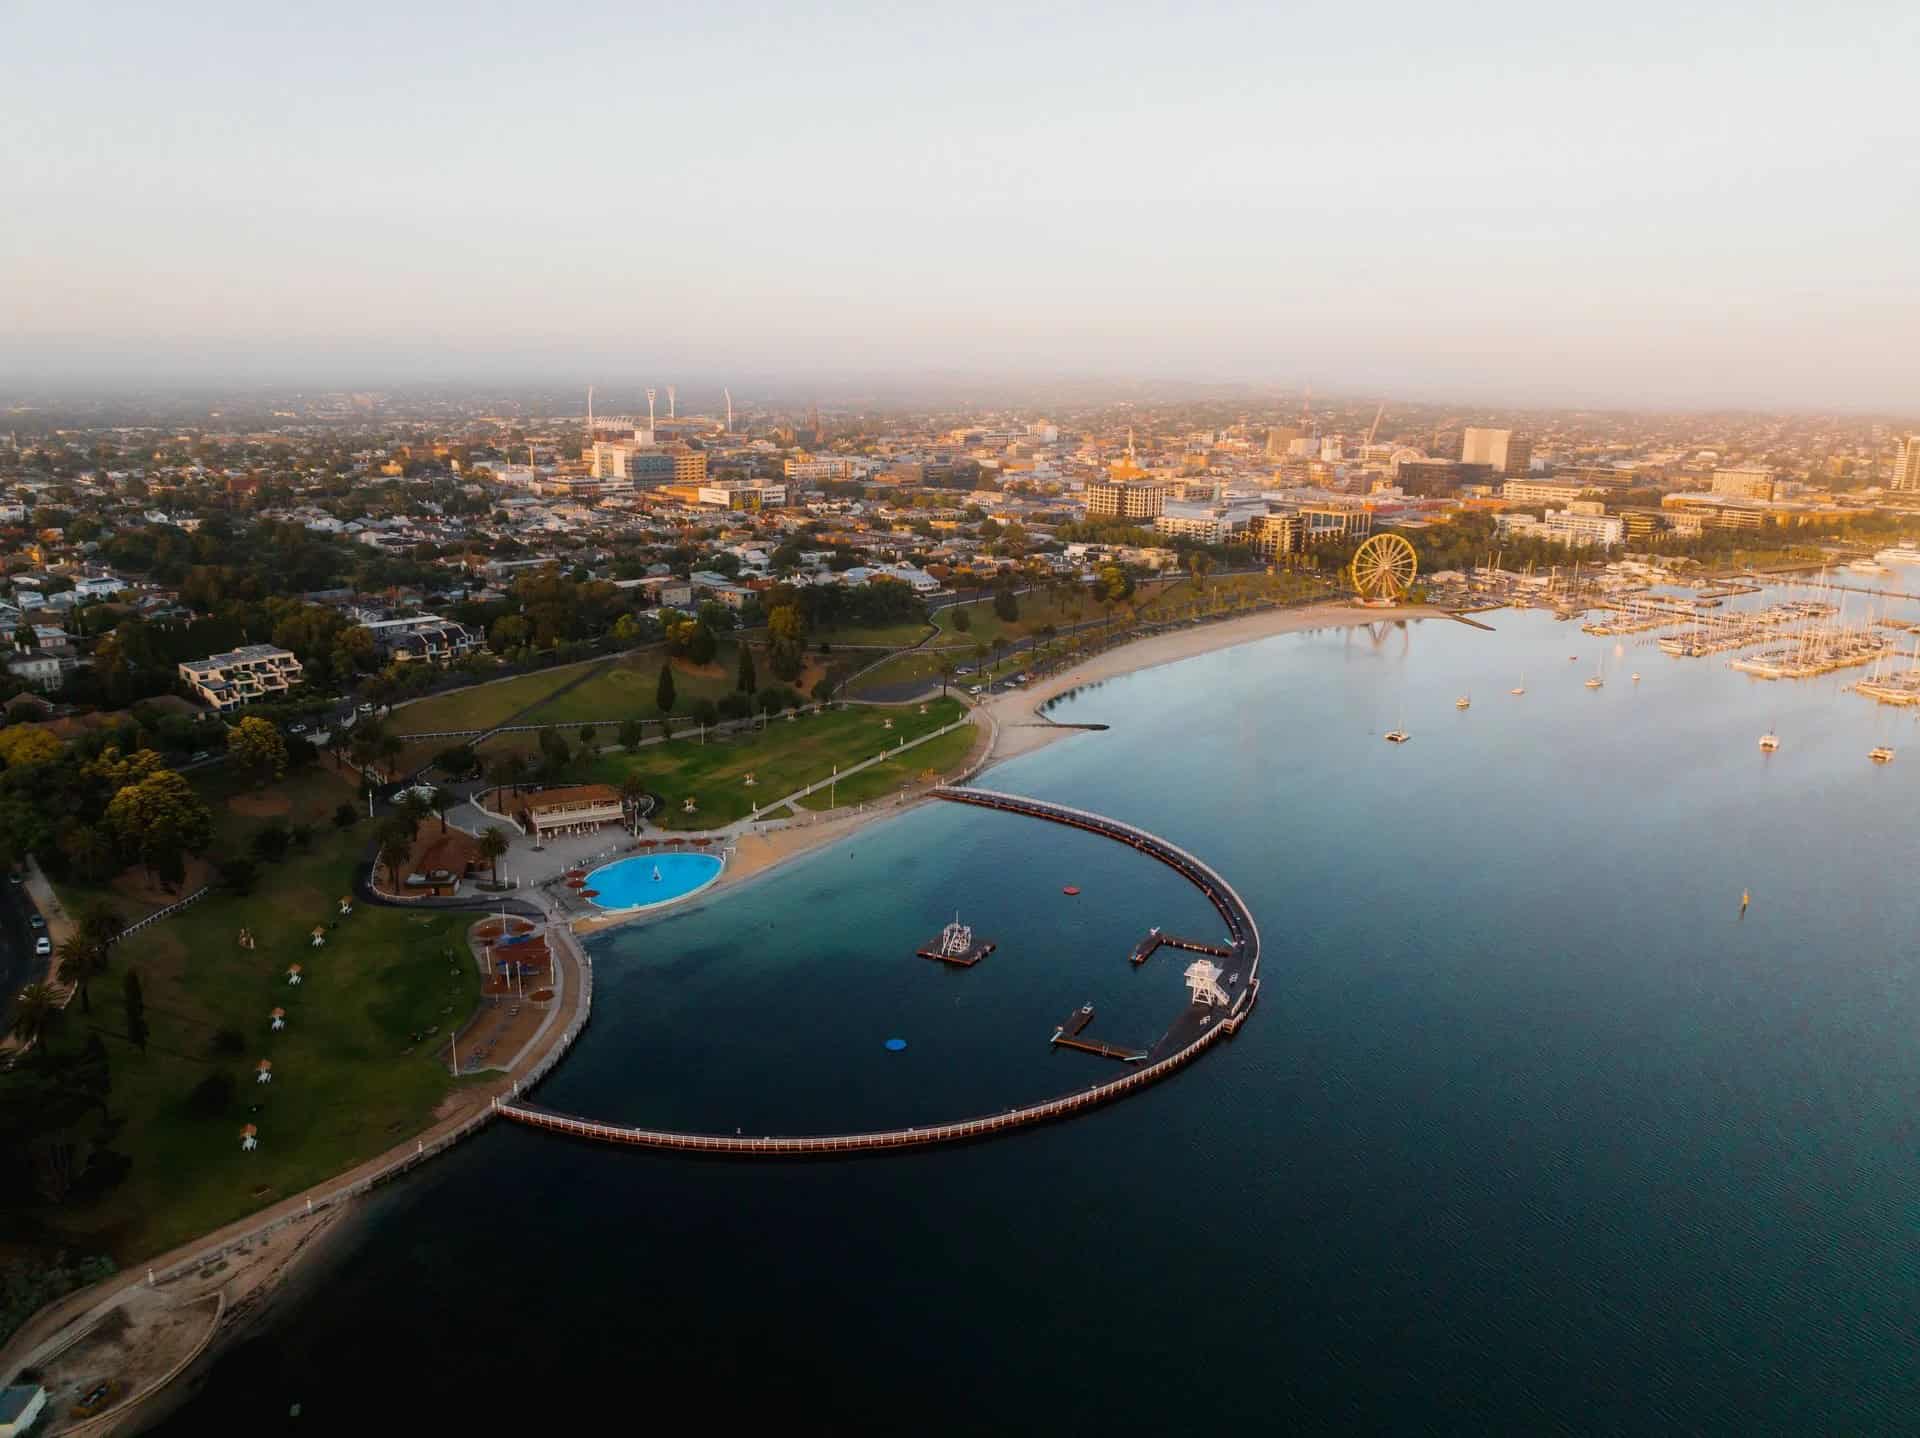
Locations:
1365;403;1385;447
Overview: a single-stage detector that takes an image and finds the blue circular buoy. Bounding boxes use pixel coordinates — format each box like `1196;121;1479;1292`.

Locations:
885;1038;908;1052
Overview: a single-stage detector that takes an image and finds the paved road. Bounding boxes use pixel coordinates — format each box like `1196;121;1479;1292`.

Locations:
0;876;48;1027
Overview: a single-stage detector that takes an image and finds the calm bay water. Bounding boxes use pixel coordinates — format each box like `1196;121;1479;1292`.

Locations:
158;597;1920;1433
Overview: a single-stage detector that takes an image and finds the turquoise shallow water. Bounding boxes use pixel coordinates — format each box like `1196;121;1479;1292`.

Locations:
158;594;1920;1433
584;850;724;911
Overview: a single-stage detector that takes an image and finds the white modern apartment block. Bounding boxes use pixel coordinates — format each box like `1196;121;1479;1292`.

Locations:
178;644;304;711
1893;434;1920;492
1495;508;1624;548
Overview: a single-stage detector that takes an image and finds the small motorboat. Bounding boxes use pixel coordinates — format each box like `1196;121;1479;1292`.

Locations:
1062;886;1080;896
1631;672;1642;682
1455;694;1471;710
1870;745;1895;763
1384;729;1410;744
1759;732;1779;752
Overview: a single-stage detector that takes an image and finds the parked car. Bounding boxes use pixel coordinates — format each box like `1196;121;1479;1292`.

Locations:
29;914;44;929
358;702;375;714
34;937;51;957
288;723;308;734
191;750;212;762
6;871;20;885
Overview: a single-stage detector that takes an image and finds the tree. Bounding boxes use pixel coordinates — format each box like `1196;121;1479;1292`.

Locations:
430;787;454;834
687;623;718;666
228;716;288;787
378;829;413;892
9;981;58;1053
993;585;1020;623
104;769;213;881
218;856;258;893
251;823;291;863
478;825;509;885
656;663;677;715
737;644;757;695
0;725;61;769
123;969;148;1052
332;802;358;829
578;724;597;752
619;718;645;752
951;605;971;633
938;655;956;697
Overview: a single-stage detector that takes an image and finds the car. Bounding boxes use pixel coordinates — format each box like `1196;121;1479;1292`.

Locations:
358;702;375;713
34;937;50;957
29;914;44;929
288;723;308;734
967;685;984;695
5;872;19;885
191;750;211;762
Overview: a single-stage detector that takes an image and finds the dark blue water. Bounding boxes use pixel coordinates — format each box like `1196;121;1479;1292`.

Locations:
156;602;1920;1433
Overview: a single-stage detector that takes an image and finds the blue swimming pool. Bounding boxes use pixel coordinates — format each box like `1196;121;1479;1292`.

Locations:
585;851;725;911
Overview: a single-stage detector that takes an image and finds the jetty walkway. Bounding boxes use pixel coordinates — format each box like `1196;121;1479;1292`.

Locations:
496;785;1261;1155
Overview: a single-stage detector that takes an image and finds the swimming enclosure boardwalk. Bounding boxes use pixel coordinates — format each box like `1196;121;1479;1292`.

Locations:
496;786;1262;1155
1130;928;1235;966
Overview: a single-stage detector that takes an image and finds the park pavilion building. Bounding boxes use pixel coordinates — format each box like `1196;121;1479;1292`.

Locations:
521;784;625;839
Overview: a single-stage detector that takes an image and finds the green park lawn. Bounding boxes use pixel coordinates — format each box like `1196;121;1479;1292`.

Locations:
388;661;593;735
793;723;979;808
587;698;970;828
514;644;747;727
846;649;974;697
806;618;933;648
31;805;479;1262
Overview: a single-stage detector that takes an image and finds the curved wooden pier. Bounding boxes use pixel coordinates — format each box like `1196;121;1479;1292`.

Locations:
496;785;1261;1156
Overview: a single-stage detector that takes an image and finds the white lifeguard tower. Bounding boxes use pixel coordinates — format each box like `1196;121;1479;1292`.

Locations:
1183;958;1230;1008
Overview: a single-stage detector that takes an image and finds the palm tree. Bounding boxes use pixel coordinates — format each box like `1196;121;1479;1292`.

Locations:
377;733;404;781
56;938;103;1014
937;655;956;697
617;774;648;832
378;831;413;893
9;981;58;1053
477;825;510;886
77;902;123;952
430;787;454;835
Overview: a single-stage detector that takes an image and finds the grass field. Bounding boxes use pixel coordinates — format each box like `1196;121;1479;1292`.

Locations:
388;662;594;735
809;619;933;648
28;783;479;1261
845;649;973;697
793;724;979;808
586;699;970;828
514;644;749;727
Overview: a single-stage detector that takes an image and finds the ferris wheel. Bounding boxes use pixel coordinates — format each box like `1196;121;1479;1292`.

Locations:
1350;533;1418;605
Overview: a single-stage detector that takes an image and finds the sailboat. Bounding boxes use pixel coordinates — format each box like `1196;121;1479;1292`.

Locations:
1455;691;1471;710
1758;727;1779;752
1584;653;1604;689
1510;673;1526;696
1384;701;1410;743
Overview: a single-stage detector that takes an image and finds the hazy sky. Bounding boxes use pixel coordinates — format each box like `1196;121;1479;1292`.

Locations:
4;0;1916;408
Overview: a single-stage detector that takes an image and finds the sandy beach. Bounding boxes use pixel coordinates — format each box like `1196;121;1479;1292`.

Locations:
983;600;1441;763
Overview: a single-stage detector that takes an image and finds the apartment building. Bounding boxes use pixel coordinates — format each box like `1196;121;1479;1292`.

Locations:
179;644;304;711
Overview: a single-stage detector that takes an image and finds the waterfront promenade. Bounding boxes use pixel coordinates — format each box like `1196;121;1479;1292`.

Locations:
497;785;1260;1155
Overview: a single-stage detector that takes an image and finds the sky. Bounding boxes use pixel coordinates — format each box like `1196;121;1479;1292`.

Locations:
3;0;1916;409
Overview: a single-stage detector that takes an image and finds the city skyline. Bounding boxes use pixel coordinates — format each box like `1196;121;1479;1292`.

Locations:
5;0;1918;408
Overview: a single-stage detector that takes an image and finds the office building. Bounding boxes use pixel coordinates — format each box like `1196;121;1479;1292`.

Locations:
1462;427;1533;476
1712;467;1778;501
1084;478;1170;521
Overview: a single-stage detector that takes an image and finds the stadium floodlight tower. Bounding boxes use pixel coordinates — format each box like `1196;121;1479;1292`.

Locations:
724;388;733;433
645;388;656;430
1184;958;1230;1008
667;384;676;419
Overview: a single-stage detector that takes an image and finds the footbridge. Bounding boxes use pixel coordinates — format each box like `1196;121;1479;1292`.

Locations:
496;785;1260;1155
